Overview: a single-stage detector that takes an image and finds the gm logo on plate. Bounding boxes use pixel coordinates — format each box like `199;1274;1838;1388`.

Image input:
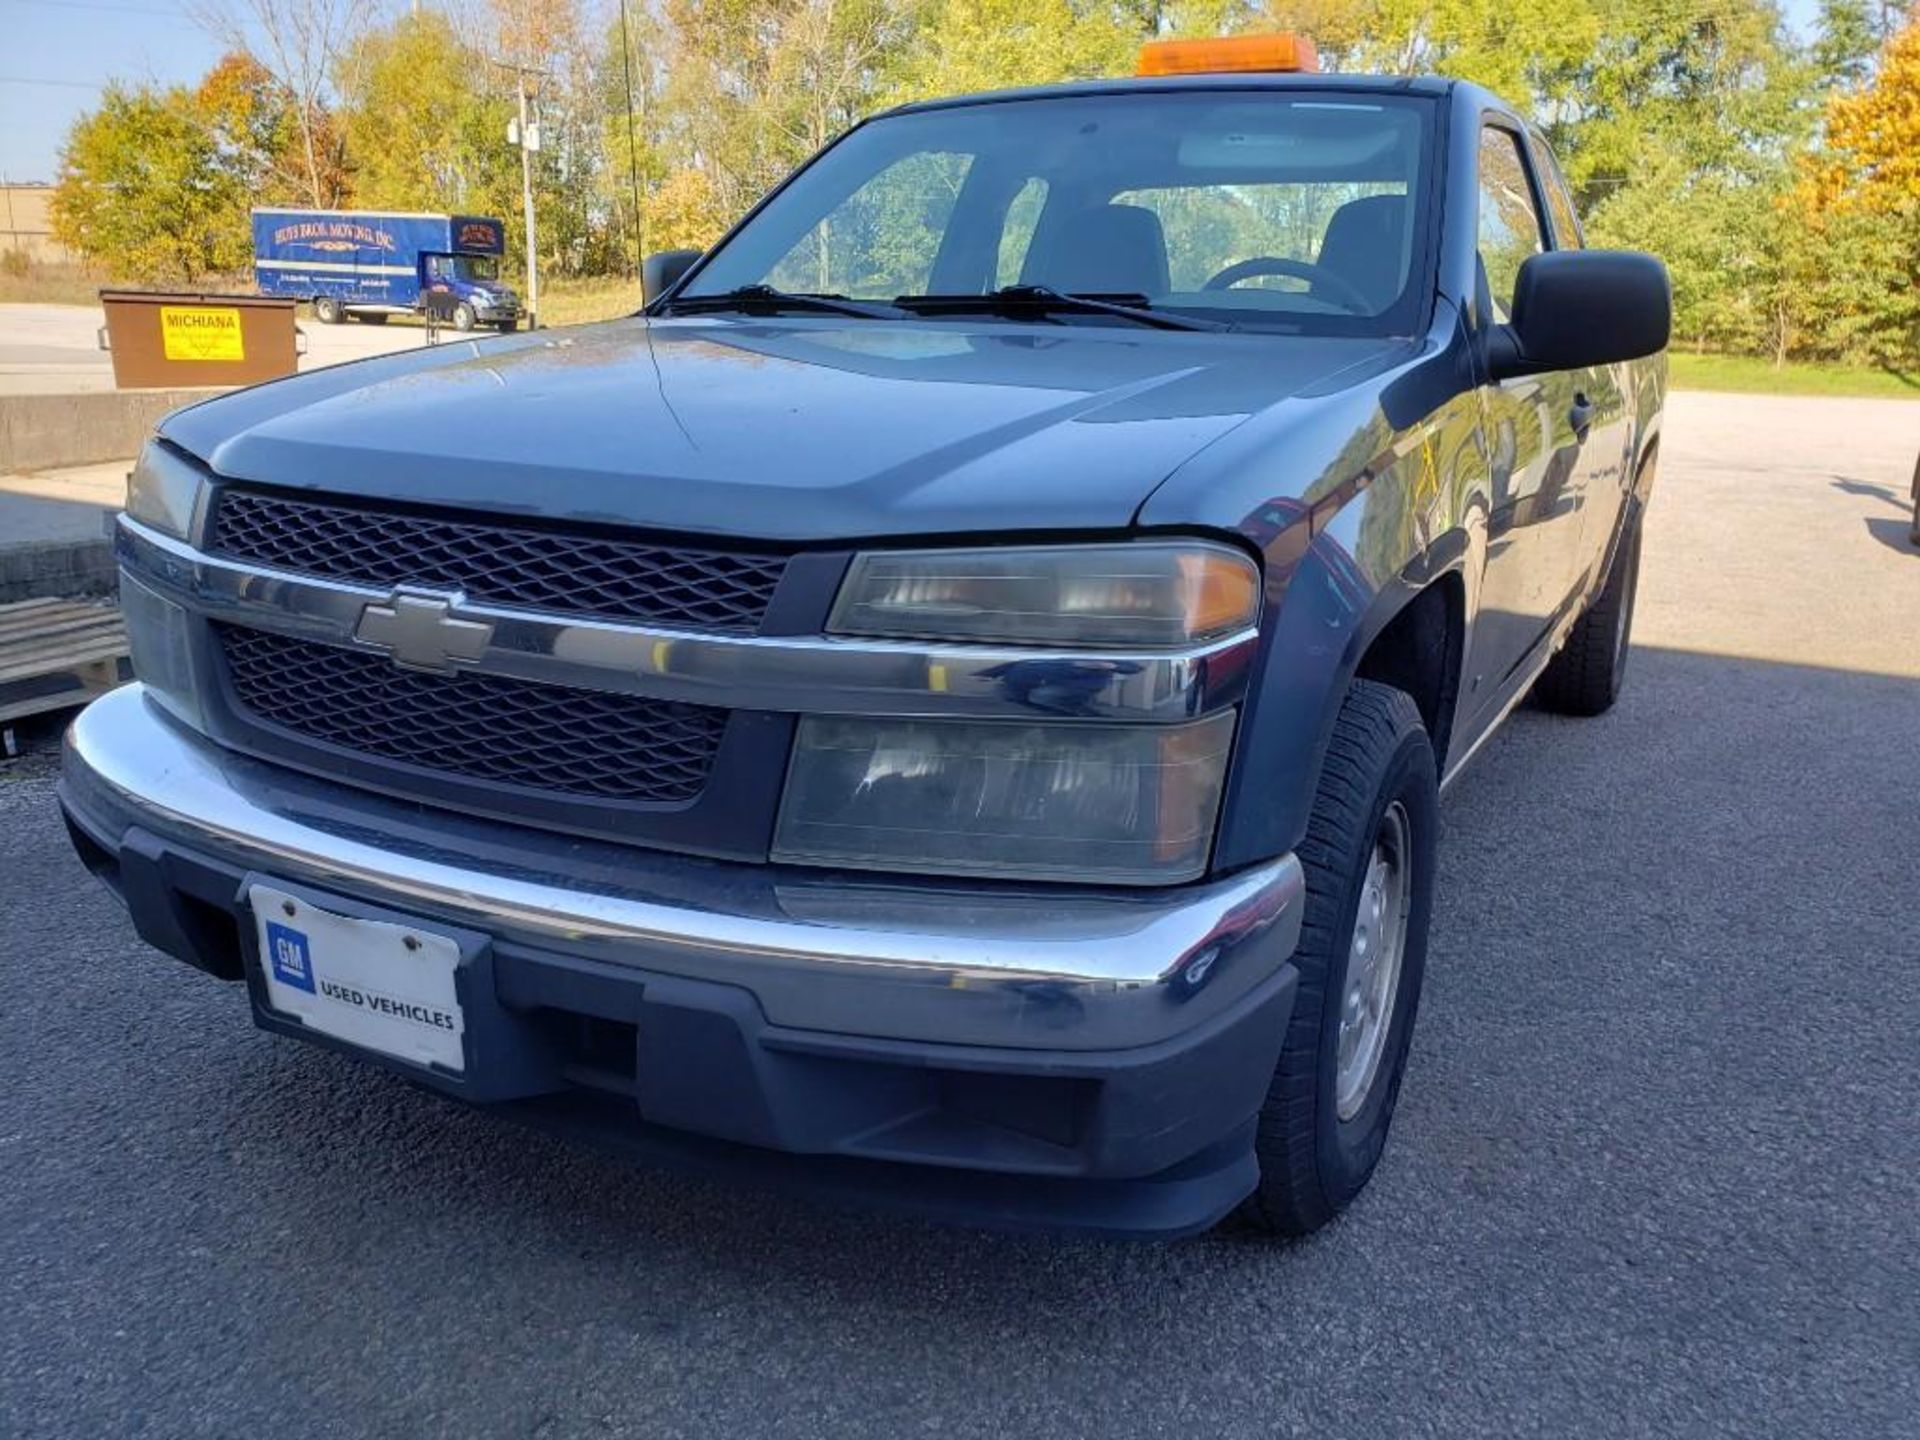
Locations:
266;921;316;994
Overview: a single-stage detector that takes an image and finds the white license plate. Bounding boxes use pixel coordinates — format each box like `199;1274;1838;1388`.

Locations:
250;884;466;1073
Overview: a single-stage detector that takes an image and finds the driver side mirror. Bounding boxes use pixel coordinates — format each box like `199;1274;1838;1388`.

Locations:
642;249;702;304
1487;250;1670;380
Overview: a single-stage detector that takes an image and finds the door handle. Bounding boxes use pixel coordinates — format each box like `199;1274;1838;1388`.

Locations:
1569;393;1595;438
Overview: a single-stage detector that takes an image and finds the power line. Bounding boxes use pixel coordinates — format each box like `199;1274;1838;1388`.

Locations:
0;75;101;88
9;0;187;16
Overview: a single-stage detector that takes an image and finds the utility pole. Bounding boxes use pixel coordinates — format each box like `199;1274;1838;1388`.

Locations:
616;0;644;276
494;58;546;330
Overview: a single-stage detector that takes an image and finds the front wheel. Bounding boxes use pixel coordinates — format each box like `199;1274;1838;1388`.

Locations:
312;296;344;324
1238;679;1437;1237
452;302;477;332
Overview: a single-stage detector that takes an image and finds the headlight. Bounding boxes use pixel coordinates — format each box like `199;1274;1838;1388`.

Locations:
125;442;206;539
829;542;1259;648
773;712;1235;884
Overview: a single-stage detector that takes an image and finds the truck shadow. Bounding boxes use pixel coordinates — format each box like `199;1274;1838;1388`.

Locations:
1865;515;1918;556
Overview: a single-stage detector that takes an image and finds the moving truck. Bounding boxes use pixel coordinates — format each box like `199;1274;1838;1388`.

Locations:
251;209;522;331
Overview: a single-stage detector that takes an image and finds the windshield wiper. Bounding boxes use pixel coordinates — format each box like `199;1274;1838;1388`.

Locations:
658;284;903;321
894;285;1229;332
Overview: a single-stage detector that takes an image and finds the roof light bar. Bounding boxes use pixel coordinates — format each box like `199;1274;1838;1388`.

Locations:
1136;33;1320;77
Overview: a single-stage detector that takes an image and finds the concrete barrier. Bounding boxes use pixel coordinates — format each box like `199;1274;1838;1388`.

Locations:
0;537;116;604
0;388;223;472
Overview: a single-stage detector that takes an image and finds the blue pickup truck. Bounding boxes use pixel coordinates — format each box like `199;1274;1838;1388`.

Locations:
251;208;522;330
68;39;1669;1239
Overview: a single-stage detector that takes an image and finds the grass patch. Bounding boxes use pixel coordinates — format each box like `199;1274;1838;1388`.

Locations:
1669;352;1920;400
535;276;643;328
0;263;132;306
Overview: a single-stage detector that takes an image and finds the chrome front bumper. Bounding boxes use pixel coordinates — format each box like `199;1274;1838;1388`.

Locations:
62;684;1305;1053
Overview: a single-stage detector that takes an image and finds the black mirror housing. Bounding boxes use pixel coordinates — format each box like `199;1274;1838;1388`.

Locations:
1490;250;1671;379
642;249;703;304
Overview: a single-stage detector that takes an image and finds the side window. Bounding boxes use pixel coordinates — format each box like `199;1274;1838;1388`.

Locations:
995;178;1048;287
1476;127;1548;322
1534;139;1584;250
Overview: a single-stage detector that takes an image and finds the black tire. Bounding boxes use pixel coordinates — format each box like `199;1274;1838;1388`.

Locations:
452;302;477;332
355;311;390;325
1533;507;1644;717
1239;679;1438;1237
312;296;344;324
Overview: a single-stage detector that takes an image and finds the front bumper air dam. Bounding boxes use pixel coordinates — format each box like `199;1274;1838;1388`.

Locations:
59;685;1305;1237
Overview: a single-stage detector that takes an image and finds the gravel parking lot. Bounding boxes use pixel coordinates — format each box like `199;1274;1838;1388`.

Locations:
2;390;1916;1439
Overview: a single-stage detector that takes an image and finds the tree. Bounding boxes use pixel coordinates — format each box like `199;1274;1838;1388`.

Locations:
1813;0;1882;89
48;82;250;281
196;51;347;204
882;0;1142;103
646;166;728;250
653;0;909;227
192;0;377;205
1816;5;1920;208
335;11;513;214
1789;7;1920;369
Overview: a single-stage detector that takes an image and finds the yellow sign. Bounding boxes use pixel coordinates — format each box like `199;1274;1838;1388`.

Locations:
159;306;245;362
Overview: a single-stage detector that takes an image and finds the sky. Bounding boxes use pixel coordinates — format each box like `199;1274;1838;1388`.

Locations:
3;0;233;181
1;0;1830;183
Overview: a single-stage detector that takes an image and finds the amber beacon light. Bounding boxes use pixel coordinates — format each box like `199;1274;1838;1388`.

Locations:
1136;33;1320;76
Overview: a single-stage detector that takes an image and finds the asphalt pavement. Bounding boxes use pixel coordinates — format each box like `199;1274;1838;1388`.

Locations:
2;390;1917;1438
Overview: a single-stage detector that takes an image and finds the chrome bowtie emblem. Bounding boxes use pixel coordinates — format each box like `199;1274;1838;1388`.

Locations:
353;592;494;674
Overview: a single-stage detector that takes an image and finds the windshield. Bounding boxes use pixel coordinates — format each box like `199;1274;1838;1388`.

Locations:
452;256;500;282
680;89;1434;334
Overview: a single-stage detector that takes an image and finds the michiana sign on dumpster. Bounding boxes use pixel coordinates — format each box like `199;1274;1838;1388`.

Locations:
158;306;245;362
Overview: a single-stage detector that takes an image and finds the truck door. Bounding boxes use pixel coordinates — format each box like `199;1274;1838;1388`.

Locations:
1531;135;1637;600
1465;121;1593;720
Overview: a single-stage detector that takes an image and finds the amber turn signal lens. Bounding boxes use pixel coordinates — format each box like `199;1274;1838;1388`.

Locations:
1135;33;1320;77
1178;549;1262;641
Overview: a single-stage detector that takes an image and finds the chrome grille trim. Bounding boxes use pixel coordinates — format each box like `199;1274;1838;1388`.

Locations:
120;516;1258;723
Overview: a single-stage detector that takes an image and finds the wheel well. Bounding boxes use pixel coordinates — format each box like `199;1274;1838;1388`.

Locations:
1353;574;1464;770
1634;437;1660;500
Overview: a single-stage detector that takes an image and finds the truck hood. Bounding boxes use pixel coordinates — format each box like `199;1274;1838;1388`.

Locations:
160;317;1402;543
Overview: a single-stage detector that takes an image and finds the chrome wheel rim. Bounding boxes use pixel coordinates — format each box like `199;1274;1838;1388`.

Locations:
1335;800;1412;1122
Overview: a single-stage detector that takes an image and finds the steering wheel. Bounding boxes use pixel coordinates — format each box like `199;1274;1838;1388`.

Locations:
1200;257;1374;314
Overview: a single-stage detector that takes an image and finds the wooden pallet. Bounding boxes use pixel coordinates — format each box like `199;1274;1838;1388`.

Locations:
0;597;131;750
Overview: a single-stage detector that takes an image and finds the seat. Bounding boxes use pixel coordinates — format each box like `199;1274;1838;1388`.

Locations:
1317;195;1410;312
1022;204;1172;297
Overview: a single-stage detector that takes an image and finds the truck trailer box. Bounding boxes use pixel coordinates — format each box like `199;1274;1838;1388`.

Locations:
250;209;520;331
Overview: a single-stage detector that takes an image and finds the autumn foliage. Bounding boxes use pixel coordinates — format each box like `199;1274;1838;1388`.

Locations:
41;0;1920;369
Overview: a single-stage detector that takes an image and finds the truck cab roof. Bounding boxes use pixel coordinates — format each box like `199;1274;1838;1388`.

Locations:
882;71;1461;118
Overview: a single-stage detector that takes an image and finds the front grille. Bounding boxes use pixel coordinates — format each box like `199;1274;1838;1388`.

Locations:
218;625;725;803
211;489;786;632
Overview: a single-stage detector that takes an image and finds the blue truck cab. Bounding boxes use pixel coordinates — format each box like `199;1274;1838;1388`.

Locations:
251;209;521;331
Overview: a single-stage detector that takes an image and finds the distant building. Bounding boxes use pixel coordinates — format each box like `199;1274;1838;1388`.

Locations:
1;183;75;263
